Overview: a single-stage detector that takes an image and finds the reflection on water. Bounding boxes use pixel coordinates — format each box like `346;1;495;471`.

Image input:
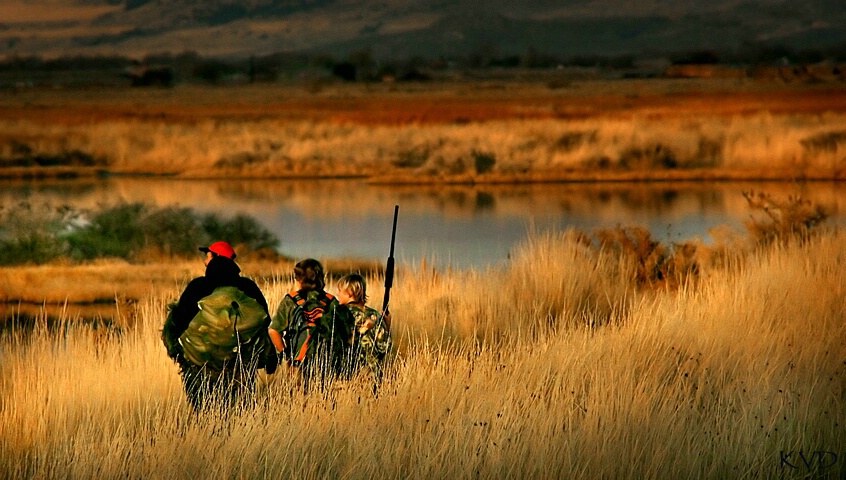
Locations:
1;178;844;269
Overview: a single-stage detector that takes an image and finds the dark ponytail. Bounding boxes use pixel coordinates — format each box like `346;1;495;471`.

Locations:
294;258;325;292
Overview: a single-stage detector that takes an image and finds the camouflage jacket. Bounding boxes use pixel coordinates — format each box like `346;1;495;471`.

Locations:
346;304;392;375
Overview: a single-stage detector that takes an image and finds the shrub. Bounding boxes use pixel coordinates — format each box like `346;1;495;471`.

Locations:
618;144;678;170
0;198;283;265
141;206;204;256
572;226;705;290
0;230;63;265
392;147;429;169
693;137;723;168
555;131;595;152
66;203;147;259
0;141;107;168
742;191;829;246
200;213;280;253
593;226;669;287
661;241;701;287
800;130;846;154
0;202;74;265
472;150;496;174
214;152;270;169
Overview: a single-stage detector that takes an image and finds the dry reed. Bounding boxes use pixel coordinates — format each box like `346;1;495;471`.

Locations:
4;113;846;181
3;82;846;181
1;228;843;479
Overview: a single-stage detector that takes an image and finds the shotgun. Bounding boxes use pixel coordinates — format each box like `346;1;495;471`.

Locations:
381;205;399;322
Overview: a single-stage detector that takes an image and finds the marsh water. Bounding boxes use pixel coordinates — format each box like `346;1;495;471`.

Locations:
3;177;845;269
3;177;845;327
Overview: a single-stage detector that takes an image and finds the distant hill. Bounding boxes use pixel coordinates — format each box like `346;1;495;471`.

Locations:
2;0;846;62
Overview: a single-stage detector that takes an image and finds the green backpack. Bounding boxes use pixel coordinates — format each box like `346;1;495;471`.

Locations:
179;286;271;372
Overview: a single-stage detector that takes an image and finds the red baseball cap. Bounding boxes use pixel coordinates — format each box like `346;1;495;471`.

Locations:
199;241;236;259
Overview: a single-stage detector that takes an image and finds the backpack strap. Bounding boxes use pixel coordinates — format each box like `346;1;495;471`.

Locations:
290;290;334;308
294;332;312;363
288;290;333;364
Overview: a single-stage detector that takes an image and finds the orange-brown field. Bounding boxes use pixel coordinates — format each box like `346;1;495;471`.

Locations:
2;79;846;125
2;78;846;182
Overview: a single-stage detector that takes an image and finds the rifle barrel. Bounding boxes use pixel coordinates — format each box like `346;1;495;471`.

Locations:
382;205;399;311
389;204;399;257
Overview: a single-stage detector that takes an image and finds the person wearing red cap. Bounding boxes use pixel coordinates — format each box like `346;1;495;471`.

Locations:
162;240;277;410
199;240;238;260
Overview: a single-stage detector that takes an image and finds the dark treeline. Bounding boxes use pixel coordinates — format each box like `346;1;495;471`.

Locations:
2;41;846;88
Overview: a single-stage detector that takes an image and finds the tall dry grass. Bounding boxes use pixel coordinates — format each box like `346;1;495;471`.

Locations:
1;227;844;478
3;113;846;181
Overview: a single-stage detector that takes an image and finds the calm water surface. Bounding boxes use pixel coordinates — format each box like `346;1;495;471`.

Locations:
2;178;845;269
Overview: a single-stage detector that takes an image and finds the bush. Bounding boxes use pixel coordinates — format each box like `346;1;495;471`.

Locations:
0;202;73;265
392;147;429;169
66;203;147;259
555;131;595;152
618;144;678;170
0;230;64;265
800;130;846;154
593;226;669;287
201;213;280;253
472;150;496;174
0;141;107;168
71;204;280;260
0;202;283;264
141;206;205;256
742;191;829;246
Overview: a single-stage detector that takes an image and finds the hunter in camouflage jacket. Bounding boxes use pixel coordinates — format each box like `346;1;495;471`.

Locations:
346;304;392;384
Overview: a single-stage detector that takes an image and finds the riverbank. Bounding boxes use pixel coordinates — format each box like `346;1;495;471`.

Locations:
2;79;846;182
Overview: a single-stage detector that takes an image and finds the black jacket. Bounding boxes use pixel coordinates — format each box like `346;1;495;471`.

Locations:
164;255;270;345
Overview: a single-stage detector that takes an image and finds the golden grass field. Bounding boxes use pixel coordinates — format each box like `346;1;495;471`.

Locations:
0;227;843;479
1;78;844;478
2;78;846;181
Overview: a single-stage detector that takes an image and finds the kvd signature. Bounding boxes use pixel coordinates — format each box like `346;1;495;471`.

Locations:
780;450;839;470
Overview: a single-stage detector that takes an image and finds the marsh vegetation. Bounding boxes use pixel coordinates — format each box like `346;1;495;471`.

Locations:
0;201;281;266
1;192;843;478
2;80;846;182
1;78;844;478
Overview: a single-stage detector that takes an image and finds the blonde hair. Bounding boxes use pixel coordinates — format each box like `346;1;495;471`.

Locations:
337;273;367;304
